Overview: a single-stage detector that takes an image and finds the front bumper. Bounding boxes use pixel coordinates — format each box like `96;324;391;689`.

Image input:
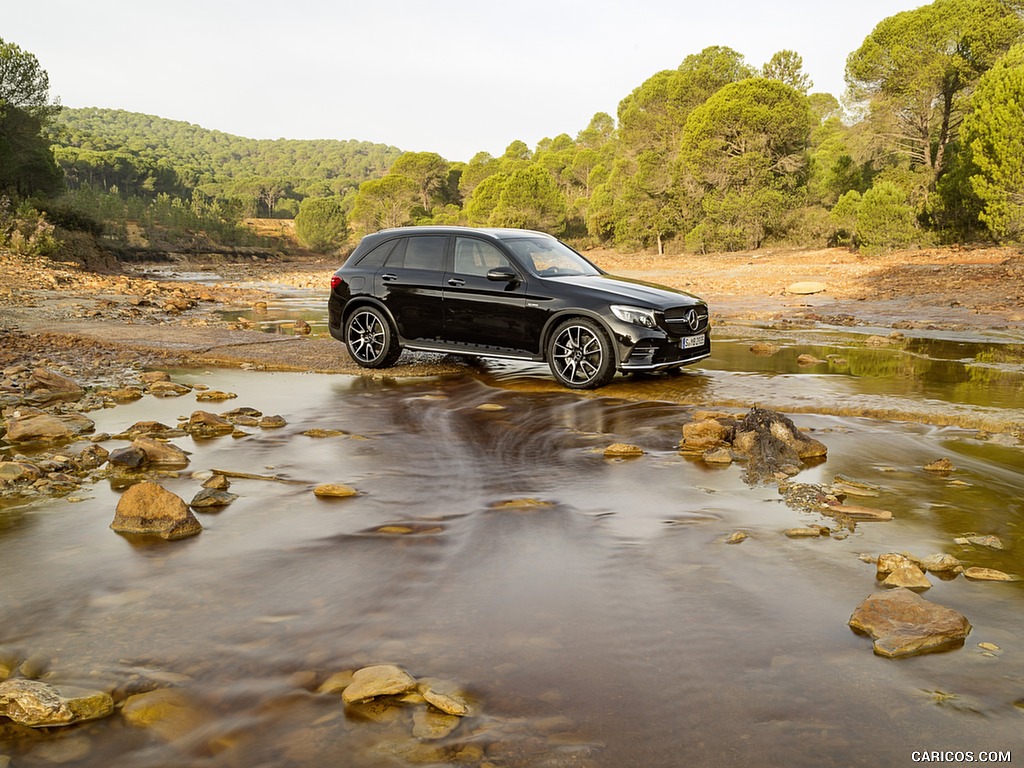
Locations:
612;325;711;371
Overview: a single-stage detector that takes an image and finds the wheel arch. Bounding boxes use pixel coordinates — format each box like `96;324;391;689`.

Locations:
540;310;622;368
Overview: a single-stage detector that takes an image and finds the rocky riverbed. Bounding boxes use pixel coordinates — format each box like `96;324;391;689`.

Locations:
1;245;1023;767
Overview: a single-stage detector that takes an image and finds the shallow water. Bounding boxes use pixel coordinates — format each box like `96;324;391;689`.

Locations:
1;369;1022;767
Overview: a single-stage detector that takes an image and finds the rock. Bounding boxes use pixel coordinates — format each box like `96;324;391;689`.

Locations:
875;553;910;574
258;415;287;428
108;445;148;469
784;527;824;538
731;407;827;484
865;335;892;346
749;342;780;356
964;567;1017;581
195;390;237;402
489;498;554;510
293;319;311;334
185;411;234;438
97;386;144;401
148;381;192;398
120;421;181;439
189;488;238;509
26;368;85;403
849;588;972;658
924;458;956;473
130;437;190;467
919;553;962;573
341;665;417;704
882;562;931;590
680;419;731;453
796;353;825;366
702;447;733;464
417;678;471;716
786;281;827;295
313;483;359;498
725;531;748;544
603;443;644;458
317;670;355;695
0;679;113;727
955;534;1004;550
0;461;42;483
75;444;109;470
302;429;346;438
831;475;881;497
4;407;93;445
826;503;892;521
121;688;209;742
140;371;171;384
412;708;461;739
111;482;202;540
202;474;231;490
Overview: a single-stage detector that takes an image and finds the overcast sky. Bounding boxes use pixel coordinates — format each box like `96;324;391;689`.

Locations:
6;0;925;163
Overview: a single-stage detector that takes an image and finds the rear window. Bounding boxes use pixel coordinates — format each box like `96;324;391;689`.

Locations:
354;239;397;268
386;236;447;271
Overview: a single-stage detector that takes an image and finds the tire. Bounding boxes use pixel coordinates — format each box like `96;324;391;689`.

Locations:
344;306;402;368
547;317;616;389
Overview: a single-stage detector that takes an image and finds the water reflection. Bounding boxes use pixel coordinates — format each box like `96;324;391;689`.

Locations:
0;372;1022;766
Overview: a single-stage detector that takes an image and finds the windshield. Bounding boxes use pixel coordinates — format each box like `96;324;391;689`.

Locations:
504;238;601;277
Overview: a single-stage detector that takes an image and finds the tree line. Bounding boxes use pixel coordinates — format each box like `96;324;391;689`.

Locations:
2;0;1023;256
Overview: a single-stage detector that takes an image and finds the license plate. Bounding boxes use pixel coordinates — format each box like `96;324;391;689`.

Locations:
682;333;705;349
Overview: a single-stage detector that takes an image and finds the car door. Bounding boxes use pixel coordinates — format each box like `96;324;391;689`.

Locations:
375;235;448;341
443;236;528;350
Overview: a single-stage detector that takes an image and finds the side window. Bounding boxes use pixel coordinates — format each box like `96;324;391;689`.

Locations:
453;238;512;277
355;239;397;268
388;236;447;271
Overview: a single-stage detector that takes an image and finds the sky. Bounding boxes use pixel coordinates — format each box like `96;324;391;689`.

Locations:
5;0;926;163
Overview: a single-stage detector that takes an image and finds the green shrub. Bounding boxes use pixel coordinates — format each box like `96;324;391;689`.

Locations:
855;181;920;253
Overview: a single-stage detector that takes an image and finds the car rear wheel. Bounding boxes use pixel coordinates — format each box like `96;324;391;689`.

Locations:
344;306;402;368
548;318;616;389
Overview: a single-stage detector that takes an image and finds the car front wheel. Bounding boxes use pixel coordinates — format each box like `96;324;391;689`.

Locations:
547;318;616;389
344;306;402;368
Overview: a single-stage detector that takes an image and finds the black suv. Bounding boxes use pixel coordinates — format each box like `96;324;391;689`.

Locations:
328;226;710;389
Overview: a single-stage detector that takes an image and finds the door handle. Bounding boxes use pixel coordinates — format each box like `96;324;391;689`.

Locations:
447;278;466;287
381;273;398;282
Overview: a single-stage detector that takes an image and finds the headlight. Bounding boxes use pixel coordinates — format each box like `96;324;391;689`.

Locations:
611;305;658;329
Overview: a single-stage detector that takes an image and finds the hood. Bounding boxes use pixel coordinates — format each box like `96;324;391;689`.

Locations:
545;273;705;308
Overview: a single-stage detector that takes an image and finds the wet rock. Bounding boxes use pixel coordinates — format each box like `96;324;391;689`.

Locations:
313;483;359;498
848;588;972;658
130;437;190;467
0;679;113;727
121;688;209;742
119;421;183;439
882;562;931;590
831;475;881;497
96;386;144;401
26;368;85;404
603;443;644;458
732;407;827;484
786;281;827;295
963;567;1017;581
139;371;170;384
317;670;354;695
680;419;731;453
796;354;825;366
18;653;50;679
0;461;42;483
476;402;505;411
4;407;94;445
702;447;733;464
202;473;231;490
412;707;461;739
919;553;962;573
258;414;287;428
924;458;956;473
75;444;110;470
418;678;471;716
825;502;892;521
489;498;554;510
341;665;417;704
302;428;346;438
195;390;237;402
784;527;824;538
875;553;911;575
111;481;202;540
725;531;748;544
185;410;234;438
108;445;148;469
955;534;1004;550
148;381;192;398
189;488;238;509
749;342;780;356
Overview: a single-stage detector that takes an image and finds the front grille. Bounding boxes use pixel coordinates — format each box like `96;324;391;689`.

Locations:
662;305;709;336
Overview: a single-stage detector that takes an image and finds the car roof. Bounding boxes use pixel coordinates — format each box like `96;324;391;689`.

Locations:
368;226;552;242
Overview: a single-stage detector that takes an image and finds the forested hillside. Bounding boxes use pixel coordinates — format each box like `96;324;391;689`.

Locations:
49;108;402;216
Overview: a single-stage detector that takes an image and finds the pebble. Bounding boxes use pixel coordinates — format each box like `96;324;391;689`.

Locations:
313;483;359;498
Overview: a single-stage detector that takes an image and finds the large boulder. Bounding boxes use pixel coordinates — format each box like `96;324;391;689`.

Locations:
341;665;417;704
111;482;202;540
849;588;971;658
130;437;190;467
731;407;827;483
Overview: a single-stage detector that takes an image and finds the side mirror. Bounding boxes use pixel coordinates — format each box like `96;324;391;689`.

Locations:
486;267;519;282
